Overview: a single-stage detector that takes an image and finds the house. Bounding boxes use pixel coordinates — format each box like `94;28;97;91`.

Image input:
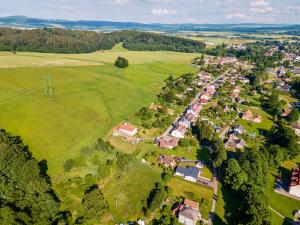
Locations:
178;118;192;128
159;136;178;149
175;166;200;183
289;168;300;197
233;86;241;94
277;66;286;77
223;105;230;113
137;219;145;225
199;98;208;104
198;72;211;83
293;210;300;225
281;108;292;117
185;113;197;122
159;155;177;167
149;103;162;111
225;134;246;150
173;199;201;225
113;123;137;137
292;121;300;137
171;125;187;139
242;110;262;123
278;84;291;93
240;77;250;84
234;125;245;135
190;103;201;113
206;85;216;95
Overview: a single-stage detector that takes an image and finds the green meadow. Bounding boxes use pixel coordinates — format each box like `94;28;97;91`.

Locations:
0;47;198;175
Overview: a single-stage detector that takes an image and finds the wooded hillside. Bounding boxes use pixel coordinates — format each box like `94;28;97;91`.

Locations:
0;28;205;53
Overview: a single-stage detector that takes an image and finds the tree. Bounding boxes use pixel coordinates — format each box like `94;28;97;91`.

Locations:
267;145;284;168
81;186;108;222
195;120;214;142
211;135;227;168
287;108;299;122
223;159;247;191
283;60;290;68
241;187;270;225
147;183;166;211
0;129;61;224
115;56;129;68
263;91;284;116
63;159;75;172
269;123;300;158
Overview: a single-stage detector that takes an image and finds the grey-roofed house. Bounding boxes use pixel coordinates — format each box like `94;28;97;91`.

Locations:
234;125;245;135
175;166;200;183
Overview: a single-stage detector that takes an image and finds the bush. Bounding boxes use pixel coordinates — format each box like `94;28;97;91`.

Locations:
63;159;75;172
115;56;129;68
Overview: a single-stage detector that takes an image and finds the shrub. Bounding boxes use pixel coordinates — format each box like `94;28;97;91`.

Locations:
115;56;129;68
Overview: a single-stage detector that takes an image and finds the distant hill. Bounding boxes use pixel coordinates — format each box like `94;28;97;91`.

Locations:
1;16;300;33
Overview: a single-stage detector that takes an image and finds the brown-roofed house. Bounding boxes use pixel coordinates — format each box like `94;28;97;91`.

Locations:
173;199;201;225
159;136;178;149
159;155;177;167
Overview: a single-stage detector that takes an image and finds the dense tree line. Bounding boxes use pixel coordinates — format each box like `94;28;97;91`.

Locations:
0;28;205;54
0;129;63;224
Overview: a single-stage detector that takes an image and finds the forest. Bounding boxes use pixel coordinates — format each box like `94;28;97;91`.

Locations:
0;28;205;53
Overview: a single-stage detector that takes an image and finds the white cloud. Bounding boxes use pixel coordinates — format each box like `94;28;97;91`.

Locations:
225;12;248;19
113;0;131;4
151;8;177;16
250;0;273;13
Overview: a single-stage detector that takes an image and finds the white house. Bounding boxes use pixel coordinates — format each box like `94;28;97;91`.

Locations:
171;125;187;139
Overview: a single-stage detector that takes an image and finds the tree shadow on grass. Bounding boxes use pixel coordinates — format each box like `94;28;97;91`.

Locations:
282;218;293;225
220;185;242;225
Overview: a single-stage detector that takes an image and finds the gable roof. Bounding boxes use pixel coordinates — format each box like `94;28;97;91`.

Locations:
184;199;199;210
176;166;199;179
117;123;136;132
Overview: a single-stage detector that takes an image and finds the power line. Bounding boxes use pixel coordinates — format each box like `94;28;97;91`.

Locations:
0;81;42;100
0;84;42;105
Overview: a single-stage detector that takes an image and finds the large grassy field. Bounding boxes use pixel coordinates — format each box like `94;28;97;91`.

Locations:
0;47;198;175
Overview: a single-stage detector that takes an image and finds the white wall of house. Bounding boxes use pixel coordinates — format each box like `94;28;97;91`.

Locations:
289;186;300;197
184;176;197;183
178;214;196;225
175;172;185;177
171;130;185;139
118;128;137;136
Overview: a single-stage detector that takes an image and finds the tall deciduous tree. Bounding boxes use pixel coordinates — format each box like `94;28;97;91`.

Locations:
0;129;61;224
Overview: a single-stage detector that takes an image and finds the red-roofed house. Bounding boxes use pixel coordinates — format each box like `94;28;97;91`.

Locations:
289;168;300;197
159;136;178;149
113;123;137;137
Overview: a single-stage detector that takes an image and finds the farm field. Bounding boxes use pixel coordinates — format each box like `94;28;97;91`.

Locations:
0;44;199;68
0;47;198;176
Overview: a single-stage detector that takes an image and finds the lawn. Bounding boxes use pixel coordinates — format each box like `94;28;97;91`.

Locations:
0;51;197;176
102;161;161;224
167;177;213;220
214;182;241;225
266;172;300;223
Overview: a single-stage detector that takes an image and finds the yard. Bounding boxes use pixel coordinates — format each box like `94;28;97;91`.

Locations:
102;161;161;224
167;177;214;220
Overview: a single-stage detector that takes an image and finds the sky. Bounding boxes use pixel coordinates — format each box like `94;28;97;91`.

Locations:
1;0;300;24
